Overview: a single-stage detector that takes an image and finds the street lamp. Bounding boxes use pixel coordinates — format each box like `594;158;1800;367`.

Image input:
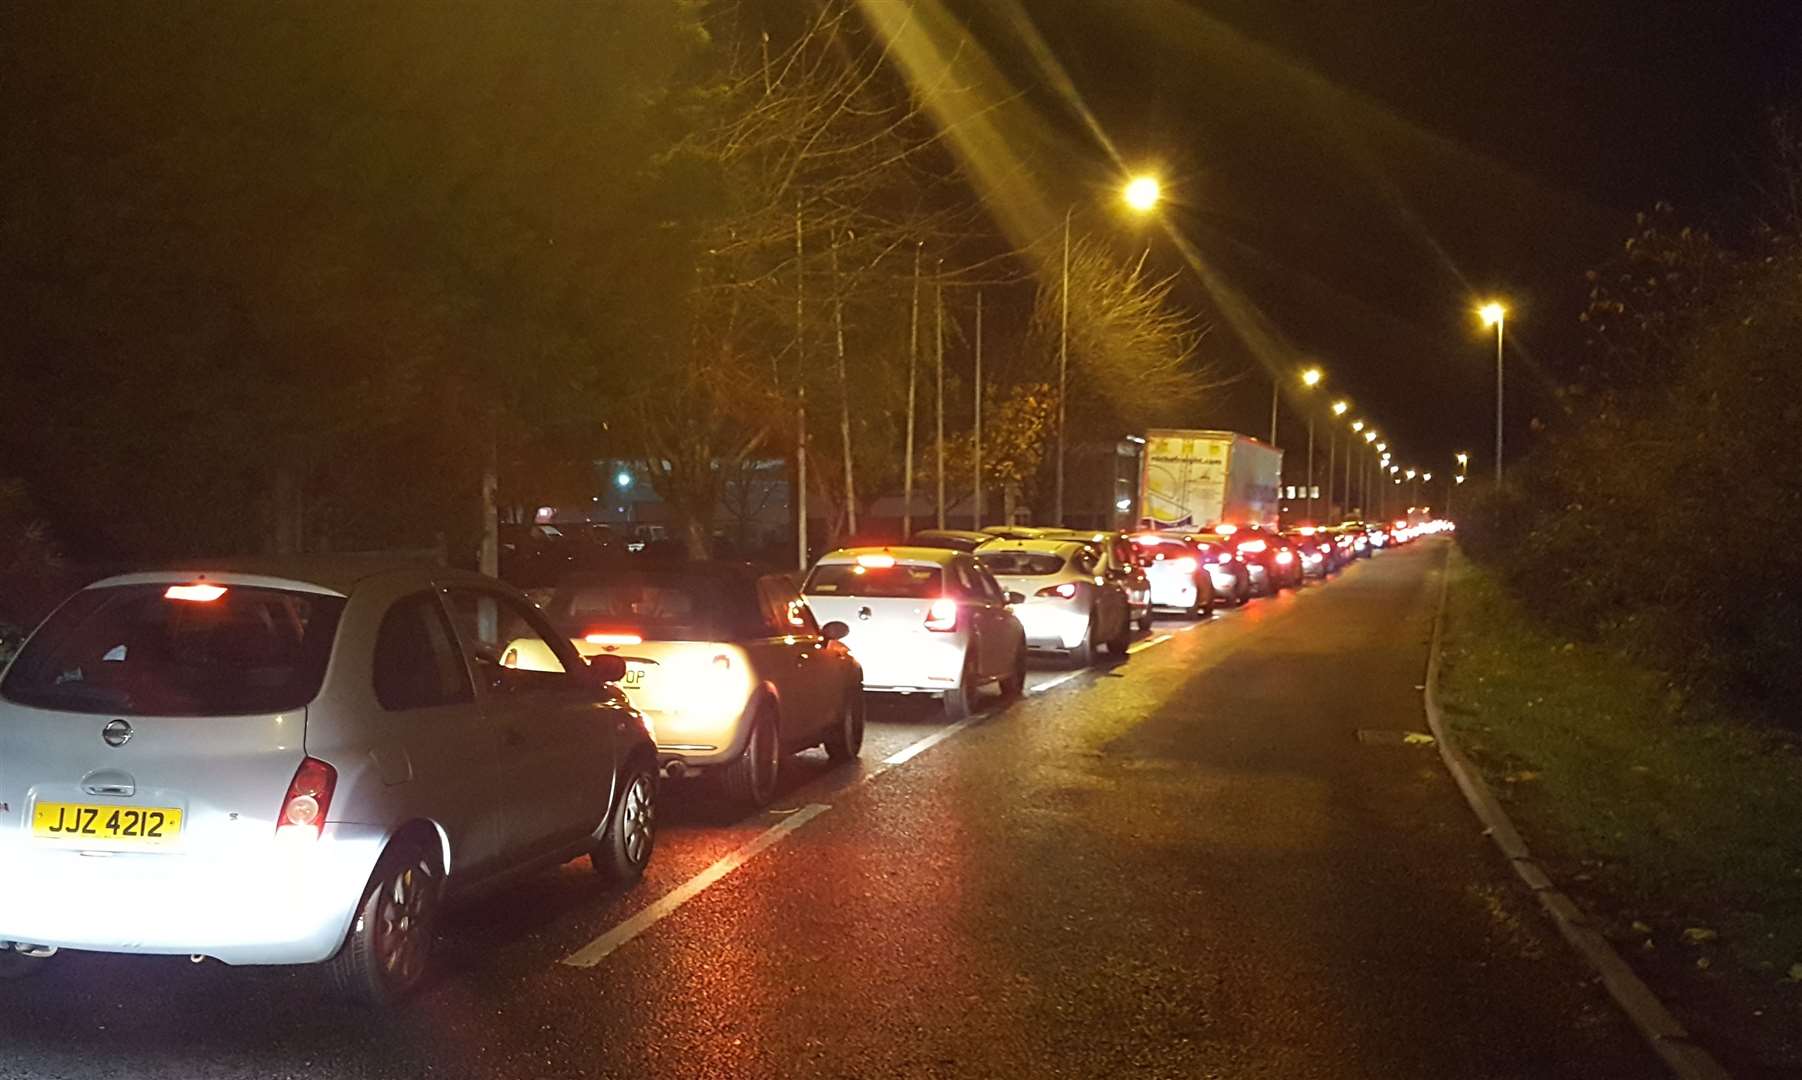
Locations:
1479;301;1507;484
1327;400;1348;519
1299;368;1323;521
1122;175;1161;213
1056;175;1162;523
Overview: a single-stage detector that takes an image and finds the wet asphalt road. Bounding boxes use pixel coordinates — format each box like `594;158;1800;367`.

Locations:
0;539;1659;1079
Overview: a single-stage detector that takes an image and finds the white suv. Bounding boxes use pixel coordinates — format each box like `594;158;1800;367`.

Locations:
0;558;657;1004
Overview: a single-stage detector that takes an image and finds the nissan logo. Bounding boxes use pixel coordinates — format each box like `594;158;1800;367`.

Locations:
102;719;133;748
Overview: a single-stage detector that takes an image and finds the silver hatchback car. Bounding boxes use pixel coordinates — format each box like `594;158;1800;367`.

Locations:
0;558;657;1004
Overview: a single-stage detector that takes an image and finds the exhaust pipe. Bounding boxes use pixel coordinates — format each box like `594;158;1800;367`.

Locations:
661;760;689;781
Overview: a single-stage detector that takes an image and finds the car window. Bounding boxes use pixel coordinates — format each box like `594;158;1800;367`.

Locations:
804;562;942;598
443;587;572;694
551;572;761;642
373;592;475;712
757;577;817;636
972;563;1006;602
977;551;1067;576
0;583;344;717
1072;547;1100;575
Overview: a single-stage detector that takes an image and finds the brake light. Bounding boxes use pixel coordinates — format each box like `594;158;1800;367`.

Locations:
1214;523;1238;535
1275;550;1294;565
164;583;226;602
584;632;643;646
276;757;336;841
1238;539;1267;554
1171;556;1198;574
1216;553;1232;564
856;553;896;568
924;597;959;631
1034;582;1080;600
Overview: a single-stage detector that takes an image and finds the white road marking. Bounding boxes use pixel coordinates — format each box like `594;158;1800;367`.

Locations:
1027;669;1084;695
1126;633;1172;654
560;803;832;968
879;717;978;768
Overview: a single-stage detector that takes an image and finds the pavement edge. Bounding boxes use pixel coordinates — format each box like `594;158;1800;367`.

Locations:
1422;543;1733;1080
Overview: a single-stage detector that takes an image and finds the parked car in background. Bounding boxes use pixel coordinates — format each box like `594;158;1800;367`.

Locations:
1037;529;1155;632
534;563;865;810
1160;531;1252;606
1215;524;1280;596
978;539;1131;665
1284;527;1337;579
1264;531;1304;588
1129;534;1215;617
803;547;1025;720
0;558;656;1005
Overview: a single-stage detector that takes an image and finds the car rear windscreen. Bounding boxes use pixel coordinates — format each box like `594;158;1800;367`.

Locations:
550;574;760;641
976;551;1067;576
804;563;943;598
0;584;344;716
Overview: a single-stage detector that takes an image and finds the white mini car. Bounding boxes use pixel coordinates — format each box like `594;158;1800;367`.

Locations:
802;547;1026;719
0;559;656;1004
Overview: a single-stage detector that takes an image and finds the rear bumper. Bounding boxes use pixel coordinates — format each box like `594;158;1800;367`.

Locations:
1146;577;1202;610
848;635;968;694
0;822;387;966
1012;601;1090;650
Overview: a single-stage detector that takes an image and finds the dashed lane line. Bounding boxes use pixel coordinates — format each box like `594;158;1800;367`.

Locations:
561;803;833;968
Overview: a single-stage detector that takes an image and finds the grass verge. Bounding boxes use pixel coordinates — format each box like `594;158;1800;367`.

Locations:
1437;547;1802;1075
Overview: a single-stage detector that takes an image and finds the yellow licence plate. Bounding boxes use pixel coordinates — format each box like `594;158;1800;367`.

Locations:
32;802;182;845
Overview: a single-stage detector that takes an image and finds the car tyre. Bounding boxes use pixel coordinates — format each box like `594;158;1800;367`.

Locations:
943;654;979;720
823;688;865;762
998;645;1027;699
327;838;442;1008
1105;615;1132;656
593;760;656;884
1068;613;1097;668
720;707;781;810
1137;609;1155;633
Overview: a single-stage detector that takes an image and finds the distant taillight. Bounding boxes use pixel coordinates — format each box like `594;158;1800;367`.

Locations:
277;757;337;841
924;597;960;632
1275;550;1294;565
1036;582;1080;600
584;631;643;646
1216;553;1233;565
1172;557;1198;574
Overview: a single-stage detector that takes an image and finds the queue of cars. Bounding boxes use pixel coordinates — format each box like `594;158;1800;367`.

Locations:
0;517;1436;1005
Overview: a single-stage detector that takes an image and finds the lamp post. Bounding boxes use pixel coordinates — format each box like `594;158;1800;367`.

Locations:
1055;175;1161;524
1328;401;1348;520
1360;427;1375;515
1480;302;1507;485
1300;367;1322;521
1347;419;1363;517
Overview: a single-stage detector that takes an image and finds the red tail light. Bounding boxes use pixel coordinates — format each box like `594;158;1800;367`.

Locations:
1036;582;1080;600
1171;557;1198;574
277;757;337;840
1274;550;1294;565
924;597;959;632
584;631;643;646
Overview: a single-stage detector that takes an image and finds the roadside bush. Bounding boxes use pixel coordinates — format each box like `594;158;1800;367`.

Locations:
1461;241;1802;726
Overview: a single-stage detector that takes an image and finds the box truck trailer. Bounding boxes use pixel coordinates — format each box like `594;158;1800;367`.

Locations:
1137;429;1283;530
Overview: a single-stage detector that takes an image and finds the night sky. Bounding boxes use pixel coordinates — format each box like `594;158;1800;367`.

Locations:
955;0;1802;469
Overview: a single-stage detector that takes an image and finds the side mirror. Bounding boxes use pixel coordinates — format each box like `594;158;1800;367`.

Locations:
820;620;850;642
1005;591;1026;605
585;654;628;684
